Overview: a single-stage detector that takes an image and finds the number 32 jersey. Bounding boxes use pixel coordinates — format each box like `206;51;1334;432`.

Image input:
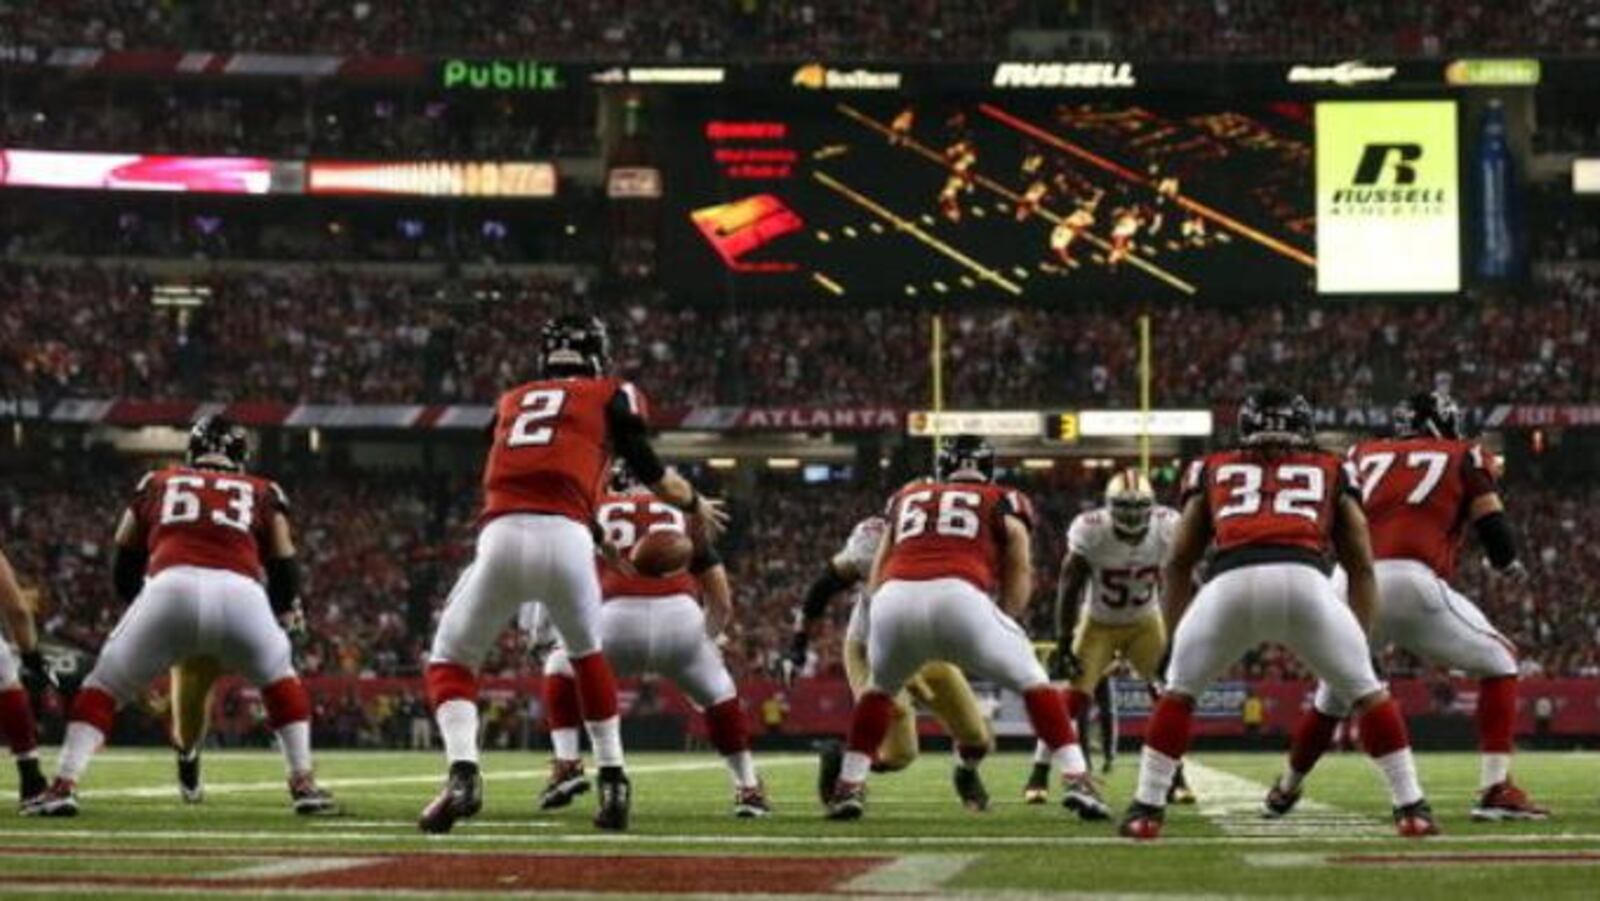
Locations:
1067;506;1177;626
879;480;1034;594
1182;448;1356;573
130;466;289;581
1348;437;1496;579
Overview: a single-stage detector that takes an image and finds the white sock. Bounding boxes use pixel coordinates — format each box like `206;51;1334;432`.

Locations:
1480;752;1512;790
275;721;313;777
57;722;104;782
1373;749;1424;807
840;750;872;784
1053;741;1089;779
1031;740;1051;765
1282;768;1309;792
435;699;480;765
550;727;581;761
1134;746;1179;807
724;751;759;789
586;716;624;768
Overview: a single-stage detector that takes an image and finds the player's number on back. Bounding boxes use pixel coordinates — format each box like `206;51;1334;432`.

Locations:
597;500;686;550
1357;450;1448;504
895;489;981;541
507;388;567;448
160;475;255;532
1215;463;1324;522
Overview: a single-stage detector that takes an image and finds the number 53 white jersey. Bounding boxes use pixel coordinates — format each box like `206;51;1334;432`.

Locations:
1066;506;1177;626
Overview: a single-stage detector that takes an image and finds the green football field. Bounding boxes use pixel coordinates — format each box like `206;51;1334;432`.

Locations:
3;747;1598;898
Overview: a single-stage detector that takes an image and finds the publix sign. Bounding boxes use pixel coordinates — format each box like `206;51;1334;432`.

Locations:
441;59;563;91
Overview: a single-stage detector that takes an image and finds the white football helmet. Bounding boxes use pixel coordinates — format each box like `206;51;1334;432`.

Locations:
1105;468;1154;536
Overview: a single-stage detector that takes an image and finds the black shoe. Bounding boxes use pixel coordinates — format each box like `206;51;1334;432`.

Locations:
176;748;203;804
418;761;483;834
1062;774;1112;821
824;780;866;821
815;739;843;806
953;764;990;812
1261;777;1302;819
1394;799;1441;837
593;767;631;831
733;782;772;819
290;772;340;816
1119;800;1165;840
537;759;590;811
1022;762;1051;805
16;758;46;807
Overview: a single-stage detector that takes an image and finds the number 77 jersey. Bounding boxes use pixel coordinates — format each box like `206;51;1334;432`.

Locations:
1182;448;1357;573
1348;437;1496;579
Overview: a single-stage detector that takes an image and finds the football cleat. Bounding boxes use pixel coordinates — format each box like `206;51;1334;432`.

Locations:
815;739;844;806
1062;774;1112;821
418;761;483;834
1119;801;1165;840
1393;799;1441;837
733;783;772;819
1167;765;1196;805
537;759;590;811
21;778;78;817
824;780;866;821
16;758;46;809
1022;762;1051;805
1471;780;1549;822
177;748;203;804
953;764;990;812
1261;778;1302;819
593;767;631;831
289;773;339;816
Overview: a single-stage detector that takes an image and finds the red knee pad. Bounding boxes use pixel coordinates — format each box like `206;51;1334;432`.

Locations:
1477;676;1517;754
1145;695;1195;760
1063;688;1092;720
1024;686;1077;750
0;687;40;755
1358;698;1411;759
70;686;117;736
1288;709;1342;775
542;673;581;731
570;652;619;722
846;691;896;757
261;678;312;731
704;698;750;756
425;661;479;709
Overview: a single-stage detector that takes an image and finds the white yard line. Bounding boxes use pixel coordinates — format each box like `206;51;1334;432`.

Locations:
838;854;977;894
200;857;383;881
1181;759;1385;838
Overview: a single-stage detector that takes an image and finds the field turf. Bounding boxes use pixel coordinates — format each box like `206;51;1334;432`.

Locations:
3;748;1598;898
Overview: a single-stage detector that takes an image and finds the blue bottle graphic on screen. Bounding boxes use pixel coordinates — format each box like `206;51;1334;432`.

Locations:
1476;100;1518;280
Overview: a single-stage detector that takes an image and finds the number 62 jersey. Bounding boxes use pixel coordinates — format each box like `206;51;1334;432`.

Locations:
1066;506;1178;626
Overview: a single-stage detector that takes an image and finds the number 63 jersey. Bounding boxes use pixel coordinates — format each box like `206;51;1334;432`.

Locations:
1182;447;1357;574
130;466;289;581
1066;506;1178;626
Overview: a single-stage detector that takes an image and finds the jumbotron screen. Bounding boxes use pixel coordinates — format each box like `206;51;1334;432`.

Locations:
656;94;1459;302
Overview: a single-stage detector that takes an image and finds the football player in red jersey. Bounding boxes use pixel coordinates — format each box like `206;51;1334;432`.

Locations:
1120;389;1435;840
536;463;768;818
25;417;336;817
419;315;726;834
1264;392;1546;822
822;436;1109;822
0;545;51;807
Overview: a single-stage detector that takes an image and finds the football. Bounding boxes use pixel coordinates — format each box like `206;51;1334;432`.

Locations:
631;529;693;577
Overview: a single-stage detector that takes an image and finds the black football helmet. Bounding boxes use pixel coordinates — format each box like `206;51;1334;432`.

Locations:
539;315;611;378
1393;391;1460;440
608;458;642;493
1237;388;1314;448
936;434;996;482
187;415;249;471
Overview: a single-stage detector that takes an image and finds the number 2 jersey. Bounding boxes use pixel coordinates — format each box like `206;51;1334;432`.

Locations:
1066;505;1177;626
481;375;650;526
880;480;1035;594
129;465;289;581
1181;447;1356;575
1348;436;1496;579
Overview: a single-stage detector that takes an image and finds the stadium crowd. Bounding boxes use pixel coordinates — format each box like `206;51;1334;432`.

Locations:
4;262;1598;410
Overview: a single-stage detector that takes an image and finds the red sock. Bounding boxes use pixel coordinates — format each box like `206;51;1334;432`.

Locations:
1288;709;1341;775
70;686;117;736
542;673;581;731
0;687;39;756
1024;686;1077;750
570;652;619;722
1146;695;1194;759
425;661;479;708
846;691;896;757
1357;698;1410;758
1063;688;1091;721
261;678;312;731
704;699;749;756
1477;675;1517;754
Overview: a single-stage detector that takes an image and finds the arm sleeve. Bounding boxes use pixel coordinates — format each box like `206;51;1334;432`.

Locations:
689;542;722;575
606;385;666;485
1461;444;1497;501
265;556;301;616
1000;489;1036;532
1473;511;1518;570
801;563;855;622
112;544;148;604
1180;459;1208;506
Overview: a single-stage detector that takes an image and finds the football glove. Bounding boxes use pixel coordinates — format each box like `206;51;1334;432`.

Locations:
19;650;58;694
278;602;310;650
1048;640;1082;682
779;631;809;687
1487;559;1529;583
